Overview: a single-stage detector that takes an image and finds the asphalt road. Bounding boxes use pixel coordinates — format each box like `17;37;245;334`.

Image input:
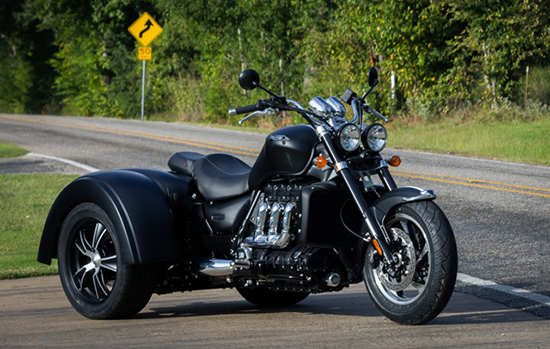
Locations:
1;113;549;346
1;276;548;348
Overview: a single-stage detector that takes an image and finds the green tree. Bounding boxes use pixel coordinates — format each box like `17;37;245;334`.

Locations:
449;0;550;104
303;0;550;119
0;0;56;113
155;0;318;124
4;0;549;121
24;0;158;117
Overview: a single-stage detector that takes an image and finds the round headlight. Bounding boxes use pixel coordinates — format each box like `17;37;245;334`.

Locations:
363;123;387;152
338;124;361;152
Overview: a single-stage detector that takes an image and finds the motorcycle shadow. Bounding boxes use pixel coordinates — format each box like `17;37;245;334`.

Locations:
137;288;546;325
140;289;380;319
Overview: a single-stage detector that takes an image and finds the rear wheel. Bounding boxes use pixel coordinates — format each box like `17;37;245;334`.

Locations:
57;203;156;319
363;201;457;325
237;286;309;307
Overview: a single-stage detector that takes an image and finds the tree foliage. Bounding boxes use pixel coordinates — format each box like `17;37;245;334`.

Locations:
449;0;550;102
0;0;56;113
1;0;549;122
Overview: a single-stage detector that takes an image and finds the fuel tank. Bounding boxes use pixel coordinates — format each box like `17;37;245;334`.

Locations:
249;124;319;189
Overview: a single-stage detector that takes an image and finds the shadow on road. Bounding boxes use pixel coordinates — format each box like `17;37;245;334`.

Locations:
139;289;545;326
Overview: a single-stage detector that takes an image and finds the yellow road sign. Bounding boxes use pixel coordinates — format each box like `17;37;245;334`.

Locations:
128;12;163;46
138;46;152;60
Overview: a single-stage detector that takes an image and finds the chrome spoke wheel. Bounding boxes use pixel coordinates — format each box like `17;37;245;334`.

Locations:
369;218;428;305
69;222;118;303
58;203;156;319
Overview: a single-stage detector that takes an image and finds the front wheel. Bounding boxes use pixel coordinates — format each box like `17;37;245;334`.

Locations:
57;203;157;319
363;201;457;325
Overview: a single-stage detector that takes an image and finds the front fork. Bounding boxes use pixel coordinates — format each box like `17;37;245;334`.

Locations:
378;166;397;191
316;126;396;266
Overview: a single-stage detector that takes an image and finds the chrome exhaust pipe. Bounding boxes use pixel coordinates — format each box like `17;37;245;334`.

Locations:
197;258;235;276
325;273;341;287
267;202;282;242
253;202;269;243
270;202;295;248
243;201;295;248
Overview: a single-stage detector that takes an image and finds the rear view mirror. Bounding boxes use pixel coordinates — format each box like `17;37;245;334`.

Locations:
239;69;260;90
368;67;378;87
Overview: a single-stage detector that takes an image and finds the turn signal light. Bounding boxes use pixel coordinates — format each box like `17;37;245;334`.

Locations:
388;155;401;167
315;156;328;168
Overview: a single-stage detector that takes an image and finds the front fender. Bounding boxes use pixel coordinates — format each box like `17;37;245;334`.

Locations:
38;169;191;265
371;186;436;222
349;186;436;271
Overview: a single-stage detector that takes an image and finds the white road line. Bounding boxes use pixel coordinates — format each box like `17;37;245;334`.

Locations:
458;273;550;306
27;153;99;173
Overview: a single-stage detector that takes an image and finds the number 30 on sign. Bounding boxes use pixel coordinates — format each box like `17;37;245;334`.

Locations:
138;46;152;60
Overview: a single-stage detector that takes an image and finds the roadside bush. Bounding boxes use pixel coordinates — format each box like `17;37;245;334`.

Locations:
0;56;32;113
516;66;550;109
164;74;203;123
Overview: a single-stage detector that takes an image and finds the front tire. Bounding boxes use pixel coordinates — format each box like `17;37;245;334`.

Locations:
57;203;156;319
364;201;457;325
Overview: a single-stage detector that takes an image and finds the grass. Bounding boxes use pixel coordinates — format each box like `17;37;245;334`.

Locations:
387;113;550;166
0;142;28;158
0;174;77;278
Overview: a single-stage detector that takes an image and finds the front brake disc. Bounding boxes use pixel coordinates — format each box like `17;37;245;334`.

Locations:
376;228;416;292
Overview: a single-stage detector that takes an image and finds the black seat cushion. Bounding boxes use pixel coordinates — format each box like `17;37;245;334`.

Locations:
193;154;251;201
168;152;205;176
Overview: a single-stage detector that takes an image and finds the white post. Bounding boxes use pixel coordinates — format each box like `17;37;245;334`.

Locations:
525;65;529;109
141;59;146;121
391;70;396;100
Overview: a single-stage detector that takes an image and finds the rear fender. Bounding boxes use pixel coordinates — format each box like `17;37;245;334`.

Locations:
37;169;193;265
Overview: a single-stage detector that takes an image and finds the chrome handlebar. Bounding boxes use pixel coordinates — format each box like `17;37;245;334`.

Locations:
235;97;387;126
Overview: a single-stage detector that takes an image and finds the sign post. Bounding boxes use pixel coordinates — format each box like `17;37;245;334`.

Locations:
128;12;163;121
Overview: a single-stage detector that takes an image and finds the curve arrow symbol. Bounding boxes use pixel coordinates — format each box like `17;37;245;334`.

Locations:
139;19;153;38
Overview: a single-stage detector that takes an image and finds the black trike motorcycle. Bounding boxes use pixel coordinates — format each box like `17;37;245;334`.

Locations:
38;67;457;325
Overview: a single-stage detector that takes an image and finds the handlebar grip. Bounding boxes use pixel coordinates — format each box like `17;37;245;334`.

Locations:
228;103;260;117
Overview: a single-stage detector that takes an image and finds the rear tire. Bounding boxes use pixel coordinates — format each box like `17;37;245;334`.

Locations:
57;203;156;319
237;286;309;307
363;201;457;325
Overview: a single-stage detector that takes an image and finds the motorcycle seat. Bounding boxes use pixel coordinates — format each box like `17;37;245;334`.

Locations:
193;153;251;201
168;151;205;176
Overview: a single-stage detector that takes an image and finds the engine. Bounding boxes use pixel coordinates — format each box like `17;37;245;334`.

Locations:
234;182;350;293
242;183;301;249
157;180;360;295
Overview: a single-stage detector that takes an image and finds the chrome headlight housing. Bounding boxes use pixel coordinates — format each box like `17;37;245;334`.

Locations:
362;123;387;152
338;123;361;152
